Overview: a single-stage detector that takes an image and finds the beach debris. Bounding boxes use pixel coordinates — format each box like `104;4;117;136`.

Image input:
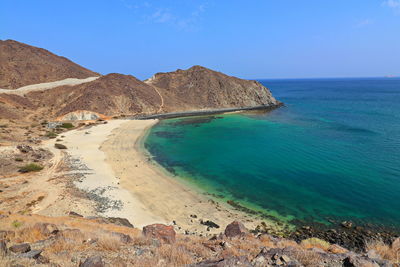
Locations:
143;224;176;244
224;221;247;238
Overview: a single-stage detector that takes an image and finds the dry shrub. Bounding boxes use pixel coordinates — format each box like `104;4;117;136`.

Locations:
366;240;400;264
97;233;123;251
132;235;152;247
258;234;277;248
14;226;47;243
291;249;324;267
300;237;330;251
175;237;213;259
157;244;194;266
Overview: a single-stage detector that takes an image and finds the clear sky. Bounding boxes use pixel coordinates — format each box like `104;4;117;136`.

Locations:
1;0;400;79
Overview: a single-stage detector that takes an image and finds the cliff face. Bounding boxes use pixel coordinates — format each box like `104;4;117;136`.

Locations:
146;65;279;112
0;40;99;89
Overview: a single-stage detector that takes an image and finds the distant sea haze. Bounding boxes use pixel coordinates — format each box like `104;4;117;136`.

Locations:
145;77;400;230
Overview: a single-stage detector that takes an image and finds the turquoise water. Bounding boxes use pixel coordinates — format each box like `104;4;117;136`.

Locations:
144;78;400;230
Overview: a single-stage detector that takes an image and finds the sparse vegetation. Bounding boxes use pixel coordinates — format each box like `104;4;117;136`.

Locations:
18;163;44;173
14;158;23;162
45;131;58;138
60;122;74;129
11;220;23;228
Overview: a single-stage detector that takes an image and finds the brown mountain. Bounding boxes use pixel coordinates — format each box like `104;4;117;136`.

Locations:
25;73;162;118
0;41;281;143
145;65;279;112
0;40;98;89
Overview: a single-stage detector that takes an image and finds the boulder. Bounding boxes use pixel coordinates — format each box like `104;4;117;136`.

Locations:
224;221;247;238
343;255;379;267
9;243;31;253
17;249;42;259
143;224;176;244
79;256;105;267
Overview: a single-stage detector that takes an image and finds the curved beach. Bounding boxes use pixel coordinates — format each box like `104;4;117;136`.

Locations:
100;119;283;235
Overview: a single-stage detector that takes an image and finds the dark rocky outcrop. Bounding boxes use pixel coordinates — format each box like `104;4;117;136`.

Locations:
143;224;176;244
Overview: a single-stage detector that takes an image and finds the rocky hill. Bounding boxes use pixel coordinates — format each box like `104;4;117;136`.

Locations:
0;41;280;143
0;40;98;89
145;65;279;112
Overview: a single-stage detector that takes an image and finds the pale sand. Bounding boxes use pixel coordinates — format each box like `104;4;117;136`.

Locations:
0;77;99;95
50;119;282;235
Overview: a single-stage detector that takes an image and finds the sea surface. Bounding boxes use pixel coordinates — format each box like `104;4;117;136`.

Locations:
144;78;400;230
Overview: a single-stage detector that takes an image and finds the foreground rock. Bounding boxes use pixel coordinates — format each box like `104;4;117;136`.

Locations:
143;224;176;244
224;221;248;237
9;243;31;253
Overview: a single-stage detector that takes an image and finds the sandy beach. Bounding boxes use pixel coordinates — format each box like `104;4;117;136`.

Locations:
49;119;283;235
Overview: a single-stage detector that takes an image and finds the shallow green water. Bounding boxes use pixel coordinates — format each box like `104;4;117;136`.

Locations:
144;78;400;230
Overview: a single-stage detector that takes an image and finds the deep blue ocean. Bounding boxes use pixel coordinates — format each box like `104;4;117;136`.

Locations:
145;78;400;230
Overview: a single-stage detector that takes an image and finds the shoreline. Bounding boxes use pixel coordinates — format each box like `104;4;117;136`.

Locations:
130;102;284;120
99;119;285;235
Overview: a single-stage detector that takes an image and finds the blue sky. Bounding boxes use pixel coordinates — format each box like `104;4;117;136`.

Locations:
1;0;400;79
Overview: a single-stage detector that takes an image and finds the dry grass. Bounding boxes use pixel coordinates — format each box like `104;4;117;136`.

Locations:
366;240;400;265
291;249;324;267
300;237;330;251
157;244;194;266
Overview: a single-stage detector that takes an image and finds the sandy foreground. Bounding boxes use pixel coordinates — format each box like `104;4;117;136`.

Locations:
46;119;281;235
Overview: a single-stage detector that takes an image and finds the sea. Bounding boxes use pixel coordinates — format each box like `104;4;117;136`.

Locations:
144;78;400;231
